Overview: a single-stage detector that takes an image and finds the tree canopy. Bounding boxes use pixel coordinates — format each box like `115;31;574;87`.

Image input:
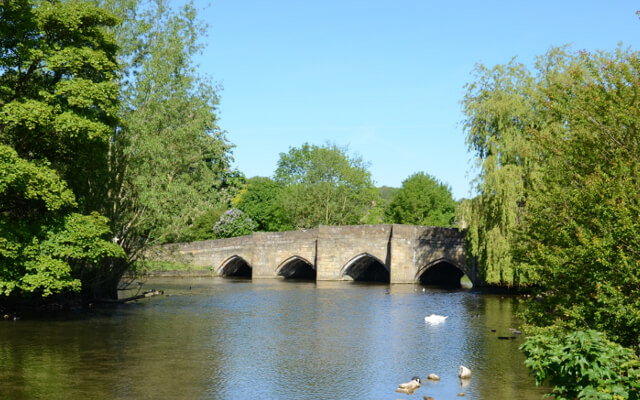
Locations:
0;0;124;299
461;46;640;397
0;0;242;303
516;48;640;350
459;57;538;285
385;172;456;226
236;176;289;232
274;143;377;229
102;0;241;257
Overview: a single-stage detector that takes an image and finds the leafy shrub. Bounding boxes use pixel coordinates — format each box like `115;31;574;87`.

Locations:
521;330;640;399
213;209;257;239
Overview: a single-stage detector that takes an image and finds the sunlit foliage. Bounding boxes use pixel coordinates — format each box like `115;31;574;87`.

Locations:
0;0;125;299
385;172;456;226
274;143;377;229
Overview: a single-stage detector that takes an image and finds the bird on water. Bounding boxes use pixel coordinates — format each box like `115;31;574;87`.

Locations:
424;314;448;324
396;376;421;394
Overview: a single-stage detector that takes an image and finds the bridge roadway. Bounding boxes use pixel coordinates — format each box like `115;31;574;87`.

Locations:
152;224;475;286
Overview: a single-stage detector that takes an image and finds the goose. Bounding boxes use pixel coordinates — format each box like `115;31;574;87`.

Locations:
396;376;421;394
459;365;471;379
424;314;448;324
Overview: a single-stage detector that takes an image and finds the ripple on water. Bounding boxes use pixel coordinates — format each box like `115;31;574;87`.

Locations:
0;278;547;399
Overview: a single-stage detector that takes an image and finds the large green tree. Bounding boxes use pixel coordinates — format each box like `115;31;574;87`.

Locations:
463;46;640;397
385;172;456;226
100;0;240;259
236;176;290;232
0;0;125;300
516;48;640;350
274;143;377;229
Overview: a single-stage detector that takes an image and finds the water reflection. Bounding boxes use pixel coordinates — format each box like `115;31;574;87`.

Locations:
0;278;547;399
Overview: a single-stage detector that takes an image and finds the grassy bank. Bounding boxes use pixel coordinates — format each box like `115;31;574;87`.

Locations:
133;261;213;277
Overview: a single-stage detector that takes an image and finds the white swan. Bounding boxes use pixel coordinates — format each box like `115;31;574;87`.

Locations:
459;365;471;379
424;314;448;324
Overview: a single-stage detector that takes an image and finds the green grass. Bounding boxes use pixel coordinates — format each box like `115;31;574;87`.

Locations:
134;260;205;273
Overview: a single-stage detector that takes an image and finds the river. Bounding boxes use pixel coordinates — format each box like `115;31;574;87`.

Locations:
0;277;547;399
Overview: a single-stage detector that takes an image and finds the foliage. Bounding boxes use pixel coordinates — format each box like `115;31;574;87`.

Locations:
0;0;119;213
274;143;377;229
459;58;540;285
463;46;640;397
521;330;640;399
0;0;125;299
100;0;241;256
516;48;640;350
182;206;228;241
213;208;257;239
236;177;291;231
385;172;456;226
378;186;399;203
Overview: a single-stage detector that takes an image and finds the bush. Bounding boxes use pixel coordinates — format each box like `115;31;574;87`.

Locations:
213;209;257;239
521;330;640;399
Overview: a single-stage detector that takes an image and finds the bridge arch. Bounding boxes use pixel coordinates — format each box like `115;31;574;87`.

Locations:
341;253;390;283
415;258;467;287
218;255;252;277
276;256;316;280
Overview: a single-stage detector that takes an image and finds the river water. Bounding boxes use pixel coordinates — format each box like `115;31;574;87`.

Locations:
0;278;547;399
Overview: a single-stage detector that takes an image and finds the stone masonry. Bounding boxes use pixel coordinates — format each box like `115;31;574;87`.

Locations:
151;224;473;285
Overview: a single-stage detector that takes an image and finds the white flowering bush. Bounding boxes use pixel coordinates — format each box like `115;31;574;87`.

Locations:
213;208;257;238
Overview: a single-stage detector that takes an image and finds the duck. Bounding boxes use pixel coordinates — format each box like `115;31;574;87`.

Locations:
459;365;471;379
396;376;421;394
424;314;448;324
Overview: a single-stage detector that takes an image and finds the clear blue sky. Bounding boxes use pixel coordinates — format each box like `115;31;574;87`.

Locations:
188;0;639;200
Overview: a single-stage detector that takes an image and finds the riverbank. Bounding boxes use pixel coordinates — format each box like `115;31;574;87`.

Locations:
133;260;213;278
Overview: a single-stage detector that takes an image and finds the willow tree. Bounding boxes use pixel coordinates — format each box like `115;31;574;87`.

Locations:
464;46;640;397
0;0;124;300
459;59;541;285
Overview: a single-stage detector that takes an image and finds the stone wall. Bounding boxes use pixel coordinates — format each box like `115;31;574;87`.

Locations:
151;224;471;284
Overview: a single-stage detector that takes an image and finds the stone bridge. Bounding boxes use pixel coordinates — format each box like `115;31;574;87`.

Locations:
152;224;476;286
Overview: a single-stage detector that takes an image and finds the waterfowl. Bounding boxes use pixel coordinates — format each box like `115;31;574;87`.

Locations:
424;314;448;324
458;365;471;379
427;373;440;381
396;376;421;393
